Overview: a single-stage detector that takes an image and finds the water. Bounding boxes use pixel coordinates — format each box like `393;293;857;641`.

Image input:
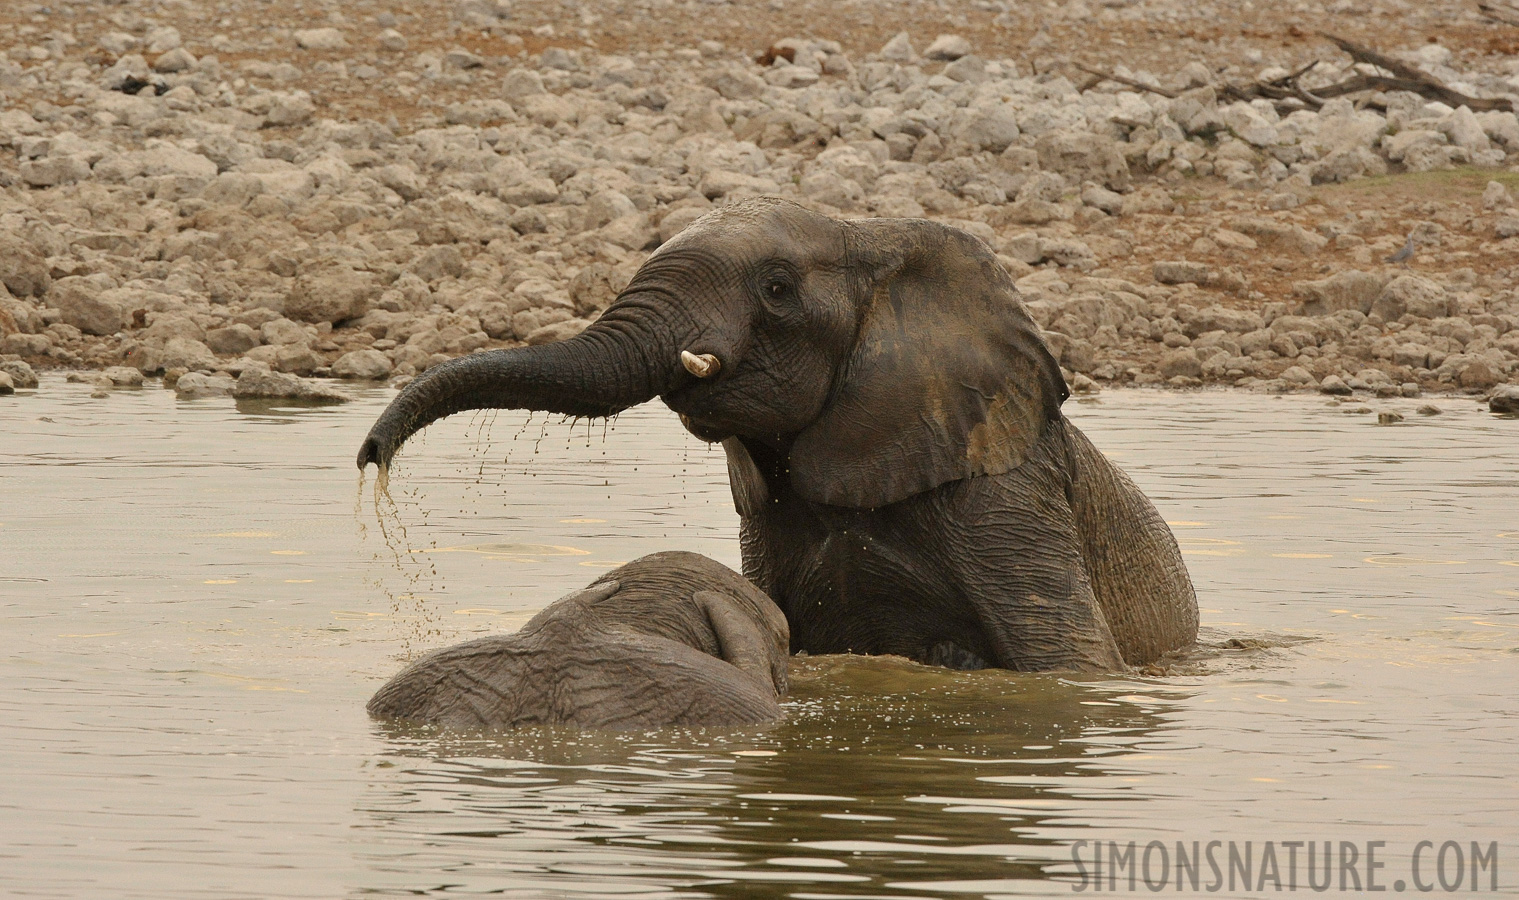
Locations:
2;377;1516;898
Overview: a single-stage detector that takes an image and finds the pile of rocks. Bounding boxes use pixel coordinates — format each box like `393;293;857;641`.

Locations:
1;3;1517;405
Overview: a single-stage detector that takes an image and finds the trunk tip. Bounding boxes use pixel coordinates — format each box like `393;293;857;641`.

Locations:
357;436;383;471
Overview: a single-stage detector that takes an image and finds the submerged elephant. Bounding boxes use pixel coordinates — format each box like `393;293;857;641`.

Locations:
368;551;790;729
360;198;1198;672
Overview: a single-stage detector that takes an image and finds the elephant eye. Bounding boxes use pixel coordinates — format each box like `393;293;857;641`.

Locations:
756;265;799;310
765;275;796;299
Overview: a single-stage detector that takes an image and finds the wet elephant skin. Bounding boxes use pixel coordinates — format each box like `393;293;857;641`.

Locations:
368;552;790;730
358;198;1199;672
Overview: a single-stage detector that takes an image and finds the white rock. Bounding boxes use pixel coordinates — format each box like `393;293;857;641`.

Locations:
1311;146;1386;183
1177;61;1212;89
0;109;45;140
1372;275;1451;320
139;143;218;180
294;28;348;50
583;190;638;229
541;47;578;70
247;169;317;203
703;67;765;100
50;277;131;336
764;65;819;89
698;170;780;199
1081;182;1125;215
152;48;197;73
1038;237;1096;269
261;318;315;347
97;32;138;54
20;156;92;188
286;268;376;324
1445;106;1491;152
144;26;182;53
1017;171;1066;203
502;69;545;99
1312;106;1385;154
1220;102;1278;147
456;0;512;24
953;103;1020;153
374;164;426;201
1036;129;1130;192
1482;180;1514;210
234;364;349;402
943;55;986;83
201;172;267;206
101;54;153;91
331;349;393;380
444;48;484;70
1413;44;1453;68
812;144;881;188
494;174;559;206
174;372;237;398
1384;129;1446;162
924;35;972;61
598;214;658;251
1475;111;1519;148
800;171;864;208
206;324;261;355
880;32;915;63
264;91;316;127
138;337;219;373
0;360;39;388
304;155;354;191
140;314;207;346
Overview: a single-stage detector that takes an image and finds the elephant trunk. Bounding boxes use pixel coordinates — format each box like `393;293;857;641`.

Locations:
357;310;681;471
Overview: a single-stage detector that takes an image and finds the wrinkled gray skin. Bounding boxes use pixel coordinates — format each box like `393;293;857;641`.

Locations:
359;198;1198;672
368;551;790;729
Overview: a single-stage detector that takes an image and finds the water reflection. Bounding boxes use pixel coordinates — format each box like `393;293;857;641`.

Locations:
356;656;1189;896
232;396;352;419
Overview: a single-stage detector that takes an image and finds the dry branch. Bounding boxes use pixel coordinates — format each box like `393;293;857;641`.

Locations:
1307;72;1511;111
1218;59;1325;113
1322;34;1427;82
1319;33;1515;113
1075;34;1513;117
1069;63;1177;98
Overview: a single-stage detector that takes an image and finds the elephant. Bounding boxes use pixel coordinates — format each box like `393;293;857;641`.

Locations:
368;551;791;729
359;198;1198;673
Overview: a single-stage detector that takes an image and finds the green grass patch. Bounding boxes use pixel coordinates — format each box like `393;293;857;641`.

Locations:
1320;166;1519;197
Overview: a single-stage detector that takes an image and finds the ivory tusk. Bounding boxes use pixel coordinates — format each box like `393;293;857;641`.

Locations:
680;350;721;378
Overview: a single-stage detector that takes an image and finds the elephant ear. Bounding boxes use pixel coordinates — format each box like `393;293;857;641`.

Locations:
789;219;1068;509
693;591;786;696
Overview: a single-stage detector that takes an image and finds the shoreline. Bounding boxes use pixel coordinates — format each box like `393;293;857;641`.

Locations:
1;1;1517;410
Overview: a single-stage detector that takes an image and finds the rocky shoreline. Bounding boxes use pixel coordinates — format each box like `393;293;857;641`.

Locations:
1;1;1518;411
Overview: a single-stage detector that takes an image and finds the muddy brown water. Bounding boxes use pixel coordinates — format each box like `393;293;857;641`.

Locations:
3;377;1517;898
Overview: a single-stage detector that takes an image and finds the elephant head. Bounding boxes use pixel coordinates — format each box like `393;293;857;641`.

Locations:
359;198;1067;509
